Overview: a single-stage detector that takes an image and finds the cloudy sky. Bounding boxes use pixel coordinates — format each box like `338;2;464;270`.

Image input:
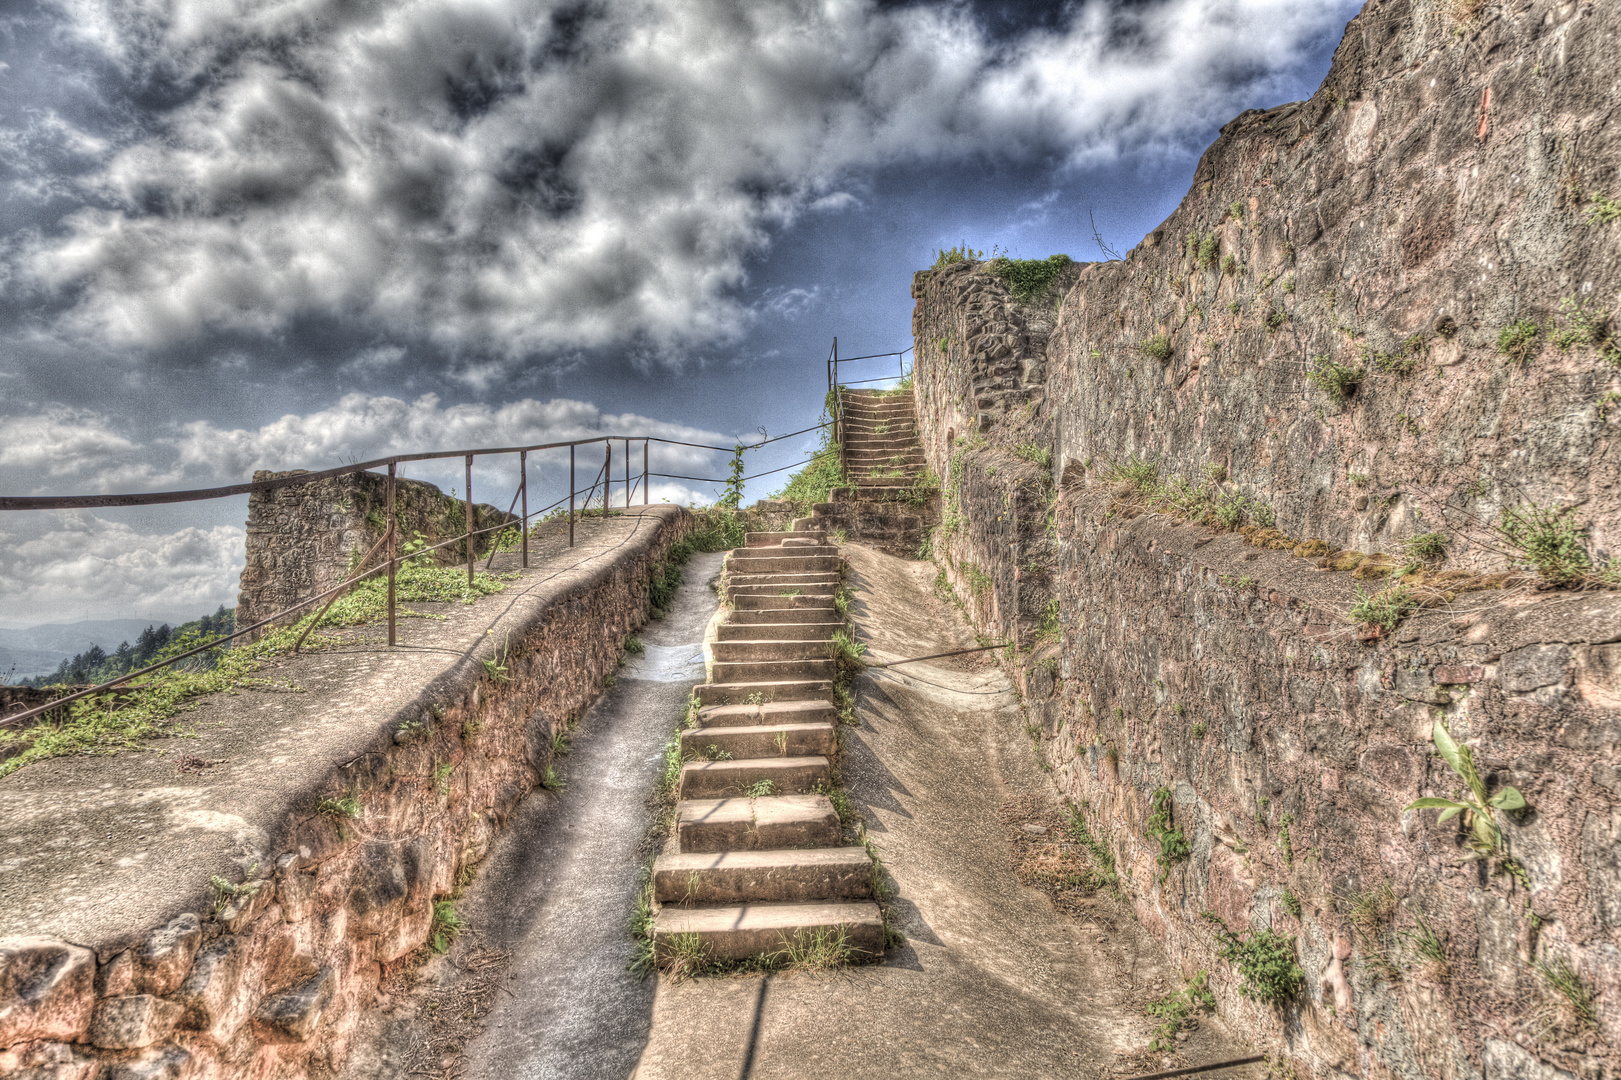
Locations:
0;0;1361;626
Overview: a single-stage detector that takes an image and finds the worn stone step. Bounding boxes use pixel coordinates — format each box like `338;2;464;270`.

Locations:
682;721;836;759
844;449;923;461
745;531;825;547
696;699;837;727
716;621;840;641
724;554;841;574
731;593;834;611
850;473;920;485
654;848;871;904
677;795;841;853
842;438;918;451
711;639;835;662
677;756;830;798
730;544;839;560
693;678;832;706
726;569;841;586
711;657;835;683
653;902;885;962
729;606;838;623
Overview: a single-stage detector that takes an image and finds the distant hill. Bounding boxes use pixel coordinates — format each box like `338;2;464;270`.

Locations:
1;611;235;686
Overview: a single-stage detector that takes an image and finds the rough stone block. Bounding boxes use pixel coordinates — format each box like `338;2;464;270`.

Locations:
253;969;333;1043
108;1045;196;1080
136;913;202;996
175;936;243;1038
0;937;96;1047
89;994;182;1050
1501;644;1570;694
0;1039;99;1080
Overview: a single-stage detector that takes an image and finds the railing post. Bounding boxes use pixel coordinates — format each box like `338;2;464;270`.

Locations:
643;440;649;505
604;441;612;514
624;437;630;508
387;463;397;647
568;444;575;547
464;454;474;586
519;450;529;569
834;337;845;480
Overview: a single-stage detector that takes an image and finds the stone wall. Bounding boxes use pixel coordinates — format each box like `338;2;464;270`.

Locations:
0;508;695;1080
909;2;1621;1077
235;470;516;640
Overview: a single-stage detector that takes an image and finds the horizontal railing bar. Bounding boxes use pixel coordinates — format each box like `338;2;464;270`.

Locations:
839;374;913;386
0;433;766;510
832;347;913;363
744;421;831;448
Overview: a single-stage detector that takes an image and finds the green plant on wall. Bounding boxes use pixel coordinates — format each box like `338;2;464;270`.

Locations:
1405;719;1527;871
1202;913;1304;1006
1147;786;1191;870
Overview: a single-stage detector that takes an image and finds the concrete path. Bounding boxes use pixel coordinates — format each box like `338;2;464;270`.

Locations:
342;550;725;1080
633;544;1263;1080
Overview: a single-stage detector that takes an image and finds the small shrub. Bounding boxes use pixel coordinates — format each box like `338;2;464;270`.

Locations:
1146;970;1215;1052
1534;955;1599;1034
1588;193;1621;225
1140;335;1173;362
624;635;645;655
1405;718;1527;867
1349;584;1418;633
1307;356;1364;404
1198;234;1219;267
1498;320;1541;364
1221;253;1238;276
316;795;361;819
1014;442;1053;469
989;253;1073;304
541;764;567;791
1228;200;1245;222
1265;307;1286;332
1402;532;1448;563
745;779;776;798
430;900;464;953
1204;914;1304;1005
1280;890;1302;917
931;242;983;268
1147;787;1191;869
1191;721;1208;738
1499;504;1591;586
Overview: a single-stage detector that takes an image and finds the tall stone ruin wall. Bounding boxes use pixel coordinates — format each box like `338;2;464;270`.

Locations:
910;2;1621;1077
236;470;515;639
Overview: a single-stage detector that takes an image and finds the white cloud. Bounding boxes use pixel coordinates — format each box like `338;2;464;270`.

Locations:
14;0;1358;369
0;512;244;622
0;407;182;491
171;392;734;483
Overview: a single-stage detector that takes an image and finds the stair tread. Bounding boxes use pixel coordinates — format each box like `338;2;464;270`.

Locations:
682;755;828;772
656;847;866;871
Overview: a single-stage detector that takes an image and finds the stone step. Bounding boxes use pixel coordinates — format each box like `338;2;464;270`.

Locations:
745;531;825;547
724;554;841;574
677;795;841;853
729;606;838;623
729;544;839;560
682;721;836;760
711;657;836;683
693;679;831;706
696;699;837;727
711;639;834;663
821;487;917;502
849;473;920;485
653;848;871;904
726;570;841;586
842;437;919;451
653;902;885;963
843;448;923;461
677;756;830;798
716;621;841;641
731;593;835;611
726;585;840;603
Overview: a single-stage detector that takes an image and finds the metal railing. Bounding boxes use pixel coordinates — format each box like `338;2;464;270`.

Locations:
1;342;914;729
0;427;818;730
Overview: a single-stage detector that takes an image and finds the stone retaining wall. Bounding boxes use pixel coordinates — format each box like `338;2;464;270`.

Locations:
907;2;1621;1076
0;508;694;1080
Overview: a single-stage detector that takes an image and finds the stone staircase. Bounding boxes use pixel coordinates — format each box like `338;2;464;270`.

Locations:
651;527;885;964
811;388;936;556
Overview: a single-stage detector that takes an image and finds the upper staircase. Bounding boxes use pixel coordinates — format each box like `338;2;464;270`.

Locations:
809;388;937;557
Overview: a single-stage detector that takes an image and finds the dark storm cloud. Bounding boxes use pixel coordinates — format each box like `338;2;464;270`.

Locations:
4;0;1357;378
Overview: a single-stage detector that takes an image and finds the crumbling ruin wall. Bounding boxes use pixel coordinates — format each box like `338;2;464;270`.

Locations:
909;1;1621;1077
235;470;516;639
